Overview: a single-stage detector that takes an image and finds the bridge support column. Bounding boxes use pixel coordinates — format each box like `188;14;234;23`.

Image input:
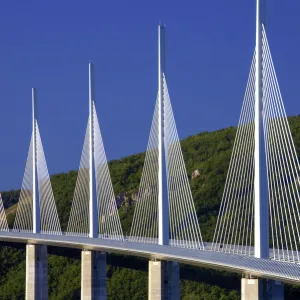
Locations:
241;276;284;300
148;260;180;300
81;250;106;300
25;244;48;300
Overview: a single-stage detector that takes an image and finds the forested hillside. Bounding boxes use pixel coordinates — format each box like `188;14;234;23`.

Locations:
1;116;300;299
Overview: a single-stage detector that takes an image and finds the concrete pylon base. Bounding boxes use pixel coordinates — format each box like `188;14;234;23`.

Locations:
148;260;180;300
241;277;284;300
81;250;106;300
26;244;48;300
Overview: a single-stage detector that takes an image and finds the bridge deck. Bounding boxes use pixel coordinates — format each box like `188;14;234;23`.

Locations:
0;232;299;284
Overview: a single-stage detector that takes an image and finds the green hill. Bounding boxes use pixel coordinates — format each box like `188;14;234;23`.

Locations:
1;116;300;299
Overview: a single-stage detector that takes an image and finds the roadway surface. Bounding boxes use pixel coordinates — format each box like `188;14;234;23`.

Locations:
0;231;300;284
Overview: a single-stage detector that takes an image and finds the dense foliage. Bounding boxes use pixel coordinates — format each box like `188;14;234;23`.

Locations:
1;116;300;299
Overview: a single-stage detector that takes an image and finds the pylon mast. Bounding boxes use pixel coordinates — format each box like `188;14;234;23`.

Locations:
89;62;98;238
32;88;40;234
254;0;269;259
158;24;169;246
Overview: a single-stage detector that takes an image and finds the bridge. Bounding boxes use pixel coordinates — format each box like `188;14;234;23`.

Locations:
0;0;298;299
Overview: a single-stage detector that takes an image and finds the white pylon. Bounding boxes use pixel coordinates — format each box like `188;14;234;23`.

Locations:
254;0;269;259
89;62;98;238
158;25;169;246
32;88;40;234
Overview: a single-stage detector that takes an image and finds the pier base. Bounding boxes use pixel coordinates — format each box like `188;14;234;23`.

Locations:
81;250;107;300
241;276;284;300
26;244;48;300
148;260;180;300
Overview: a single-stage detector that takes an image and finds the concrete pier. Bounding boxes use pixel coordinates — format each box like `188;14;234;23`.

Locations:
81;250;107;300
148;260;180;300
241;277;284;300
25;244;48;300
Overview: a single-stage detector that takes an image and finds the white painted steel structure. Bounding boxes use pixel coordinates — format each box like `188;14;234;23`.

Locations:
254;0;269;260
158;24;169;246
0;194;8;231
0;0;299;287
66;63;123;239
13;89;61;235
1;231;300;285
129;25;203;249
89;62;98;239
32;88;39;234
210;0;300;272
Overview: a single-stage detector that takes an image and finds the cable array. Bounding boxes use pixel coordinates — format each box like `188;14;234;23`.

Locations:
36;124;61;234
0;194;9;231
163;76;203;249
262;26;300;263
67;104;123;239
129;95;159;243
212;54;256;255
212;27;300;263
93;103;123;240
13;133;34;232
67;120;90;236
14;124;61;234
130;77;203;249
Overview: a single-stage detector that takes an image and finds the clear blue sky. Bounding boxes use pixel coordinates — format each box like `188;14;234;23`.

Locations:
0;0;299;190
